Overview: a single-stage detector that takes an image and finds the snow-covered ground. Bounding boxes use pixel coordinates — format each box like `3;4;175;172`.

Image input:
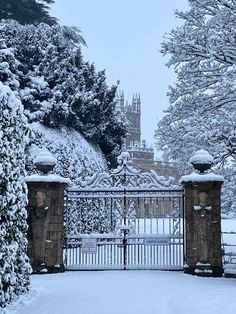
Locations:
3;219;236;314
4;270;236;314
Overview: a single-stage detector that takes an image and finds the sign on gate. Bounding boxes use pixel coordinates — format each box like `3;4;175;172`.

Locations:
144;238;170;245
81;238;97;254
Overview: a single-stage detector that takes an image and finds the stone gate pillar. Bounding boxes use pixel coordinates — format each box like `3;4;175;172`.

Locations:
180;150;224;277
25;151;70;273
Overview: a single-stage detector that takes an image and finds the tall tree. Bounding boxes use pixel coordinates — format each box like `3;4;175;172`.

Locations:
0;0;57;25
0;41;30;308
155;0;236;214
0;20;127;167
70;66;127;166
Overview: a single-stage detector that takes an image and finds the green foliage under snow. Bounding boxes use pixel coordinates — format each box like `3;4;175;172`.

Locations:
0;44;31;308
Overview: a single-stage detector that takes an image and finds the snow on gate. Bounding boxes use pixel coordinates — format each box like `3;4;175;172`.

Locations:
64;152;184;270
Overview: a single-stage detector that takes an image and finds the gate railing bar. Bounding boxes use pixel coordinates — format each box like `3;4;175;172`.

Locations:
66;234;183;240
66;194;183;200
67;187;184;193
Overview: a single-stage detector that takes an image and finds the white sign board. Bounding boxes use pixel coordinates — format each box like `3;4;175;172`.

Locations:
81;238;97;254
145;238;170;246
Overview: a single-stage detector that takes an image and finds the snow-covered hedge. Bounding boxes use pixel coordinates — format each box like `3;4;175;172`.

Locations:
26;122;107;185
25;123;109;237
0;83;31;308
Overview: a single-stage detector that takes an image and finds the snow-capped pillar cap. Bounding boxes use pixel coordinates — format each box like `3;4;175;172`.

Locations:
180;149;224;184
33;150;57;175
179;172;224;184
25;174;71;185
189;149;214;174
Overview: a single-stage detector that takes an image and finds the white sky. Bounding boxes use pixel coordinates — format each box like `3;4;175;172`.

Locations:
51;0;189;150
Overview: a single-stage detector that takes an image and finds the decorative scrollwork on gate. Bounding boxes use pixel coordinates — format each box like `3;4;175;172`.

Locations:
66;151;183;237
79;151;179;189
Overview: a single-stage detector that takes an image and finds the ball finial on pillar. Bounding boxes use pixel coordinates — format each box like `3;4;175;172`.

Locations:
190;149;214;174
33;151;57;175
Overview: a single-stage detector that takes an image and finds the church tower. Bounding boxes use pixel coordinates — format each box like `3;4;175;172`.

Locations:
125;93;141;147
116;91;154;165
116;91;179;181
116;90;125;112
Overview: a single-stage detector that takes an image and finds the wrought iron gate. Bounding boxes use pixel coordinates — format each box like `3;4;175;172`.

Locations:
65;152;184;270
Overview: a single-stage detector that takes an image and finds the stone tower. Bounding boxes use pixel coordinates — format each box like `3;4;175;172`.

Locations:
117;91;141;147
116;91;154;164
116;91;179;180
126;94;141;147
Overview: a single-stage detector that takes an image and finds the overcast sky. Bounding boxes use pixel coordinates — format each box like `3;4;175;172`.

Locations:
51;0;189;151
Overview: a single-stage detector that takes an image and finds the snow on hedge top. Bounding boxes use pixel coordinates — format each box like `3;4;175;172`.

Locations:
27;122;107;186
33;151;57;165
179;172;224;184
189;149;214;165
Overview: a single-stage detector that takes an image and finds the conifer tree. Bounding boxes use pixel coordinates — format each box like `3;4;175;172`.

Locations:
0;20;127;168
0;42;30;308
71;66;127;167
0;0;57;25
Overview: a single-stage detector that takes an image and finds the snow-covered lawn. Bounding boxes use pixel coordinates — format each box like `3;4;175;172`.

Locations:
4;218;236;314
4;270;236;314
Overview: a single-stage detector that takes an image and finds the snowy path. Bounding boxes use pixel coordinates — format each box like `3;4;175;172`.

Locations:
4;271;236;314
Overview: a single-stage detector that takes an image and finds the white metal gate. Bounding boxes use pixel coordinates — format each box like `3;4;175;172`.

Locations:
65;152;184;270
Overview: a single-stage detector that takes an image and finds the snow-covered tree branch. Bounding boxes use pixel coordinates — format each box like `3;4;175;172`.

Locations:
155;0;236;215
